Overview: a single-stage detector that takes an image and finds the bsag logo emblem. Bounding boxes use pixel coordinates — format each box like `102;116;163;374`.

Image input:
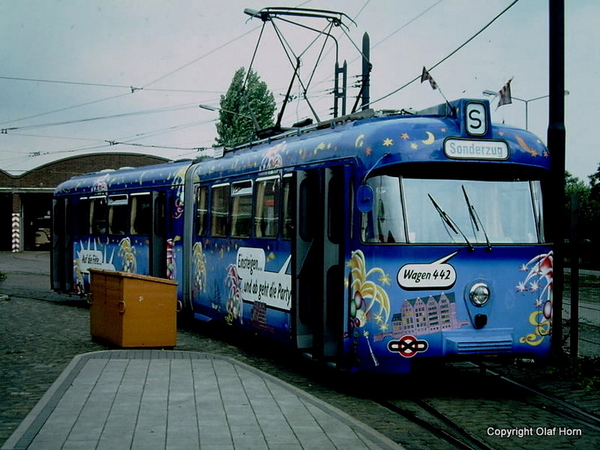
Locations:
388;335;429;358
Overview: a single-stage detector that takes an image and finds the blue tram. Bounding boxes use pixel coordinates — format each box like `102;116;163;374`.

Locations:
52;99;553;373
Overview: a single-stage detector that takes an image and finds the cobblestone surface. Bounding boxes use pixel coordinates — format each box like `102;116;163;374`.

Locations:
1;252;599;449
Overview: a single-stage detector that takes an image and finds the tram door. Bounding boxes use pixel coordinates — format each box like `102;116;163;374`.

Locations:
51;198;72;292
150;191;167;278
294;166;347;362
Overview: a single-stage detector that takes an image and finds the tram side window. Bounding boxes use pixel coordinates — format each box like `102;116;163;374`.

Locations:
255;177;279;238
90;197;108;235
360;175;406;243
196;186;208;236
108;195;128;235
231;181;253;237
130;194;151;235
75;199;91;235
211;184;230;237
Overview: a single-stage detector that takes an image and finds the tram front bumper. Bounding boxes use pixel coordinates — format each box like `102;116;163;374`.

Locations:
443;329;514;355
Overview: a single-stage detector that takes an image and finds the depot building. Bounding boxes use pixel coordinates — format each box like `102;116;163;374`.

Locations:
0;153;169;252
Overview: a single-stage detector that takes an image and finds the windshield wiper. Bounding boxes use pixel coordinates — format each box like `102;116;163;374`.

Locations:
462;185;492;251
427;194;474;251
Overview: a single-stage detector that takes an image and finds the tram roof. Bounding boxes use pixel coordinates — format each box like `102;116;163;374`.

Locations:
55;98;551;196
54;159;193;195
190;98;551;180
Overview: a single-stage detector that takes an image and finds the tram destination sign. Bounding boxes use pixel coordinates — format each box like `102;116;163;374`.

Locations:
444;138;509;161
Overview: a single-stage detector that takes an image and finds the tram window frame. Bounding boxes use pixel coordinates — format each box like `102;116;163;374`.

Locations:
530;180;545;242
328;171;343;244
195;185;208;236
231;180;253;238
298;174;317;241
282;174;293;240
108;194;128;235
90;196;108;235
130;192;152;236
154;192;166;238
211;183;230;237
254;176;280;238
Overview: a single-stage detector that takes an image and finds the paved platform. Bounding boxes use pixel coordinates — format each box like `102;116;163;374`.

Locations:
2;350;402;450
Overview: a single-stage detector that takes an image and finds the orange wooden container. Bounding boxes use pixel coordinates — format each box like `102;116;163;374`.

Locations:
89;269;178;348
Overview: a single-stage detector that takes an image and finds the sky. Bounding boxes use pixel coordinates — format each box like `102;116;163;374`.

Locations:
0;0;598;182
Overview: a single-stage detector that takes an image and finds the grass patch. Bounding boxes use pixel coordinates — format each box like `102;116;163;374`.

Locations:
545;354;600;391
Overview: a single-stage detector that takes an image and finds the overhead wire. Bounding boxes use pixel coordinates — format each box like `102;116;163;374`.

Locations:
9;117;215;148
0;22;264;130
0;92;133;127
1;0;519;165
0;75;139;90
370;0;444;52
0;75;232;95
142;26;261;89
1;116;214;171
0;16;268;168
368;0;520;107
266;0;442;120
302;0;445;118
1;102;203;133
0;4;314;146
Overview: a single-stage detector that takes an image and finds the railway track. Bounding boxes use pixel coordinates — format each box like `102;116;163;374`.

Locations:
367;362;600;449
374;396;495;450
480;362;600;429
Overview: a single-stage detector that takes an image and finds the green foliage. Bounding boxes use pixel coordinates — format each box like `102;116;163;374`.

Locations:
215;67;276;148
564;169;600;269
565;170;600;241
590;163;600;207
545;354;600;392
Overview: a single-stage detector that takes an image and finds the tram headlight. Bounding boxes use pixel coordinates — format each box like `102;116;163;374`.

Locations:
469;283;490;307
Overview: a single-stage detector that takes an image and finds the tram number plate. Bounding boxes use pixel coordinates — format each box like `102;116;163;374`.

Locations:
397;260;456;290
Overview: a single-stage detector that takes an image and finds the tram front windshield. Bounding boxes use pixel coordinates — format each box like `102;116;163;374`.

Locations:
362;175;544;245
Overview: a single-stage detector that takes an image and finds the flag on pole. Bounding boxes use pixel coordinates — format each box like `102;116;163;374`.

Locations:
497;78;513;107
421;67;437;90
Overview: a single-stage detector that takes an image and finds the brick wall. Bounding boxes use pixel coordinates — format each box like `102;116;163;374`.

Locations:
0;153;170;190
0;154;173;250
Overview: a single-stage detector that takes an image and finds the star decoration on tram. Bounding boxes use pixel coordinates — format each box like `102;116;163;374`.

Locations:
378;273;391;285
383;138;394;147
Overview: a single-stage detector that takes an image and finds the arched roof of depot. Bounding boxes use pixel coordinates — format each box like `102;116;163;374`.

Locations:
0;152;174;190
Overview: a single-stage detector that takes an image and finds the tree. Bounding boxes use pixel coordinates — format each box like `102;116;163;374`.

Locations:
588;164;600;245
590;163;600;206
215;67;276;147
565;169;600;269
565;171;594;240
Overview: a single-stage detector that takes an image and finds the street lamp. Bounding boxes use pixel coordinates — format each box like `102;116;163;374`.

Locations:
198;104;219;112
482;90;569;130
198;104;260;131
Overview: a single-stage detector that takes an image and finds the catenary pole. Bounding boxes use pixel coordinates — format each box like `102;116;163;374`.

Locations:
548;0;566;356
